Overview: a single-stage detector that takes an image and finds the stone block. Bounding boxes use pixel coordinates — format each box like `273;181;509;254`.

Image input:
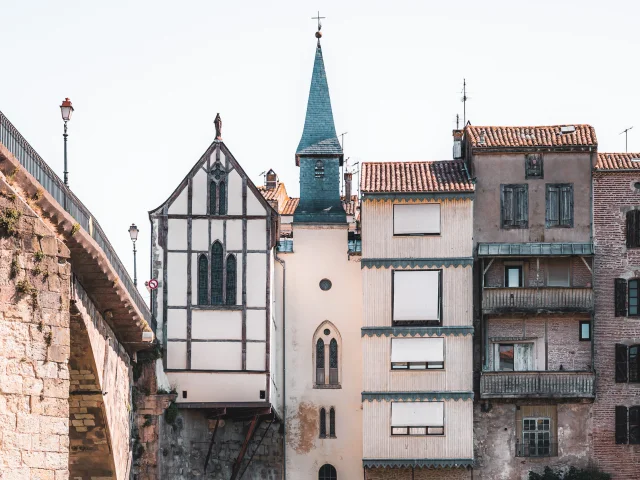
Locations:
0;412;17;430
0;374;23;394
20;450;46;467
44;452;67;470
23;376;44;395
1;467;30;480
39;416;68;435
32;433;60;452
2;431;32;450
54;470;69;480
43;378;69;398
29;468;54;480
16;413;39;433
36;361;58;379
46;345;70;363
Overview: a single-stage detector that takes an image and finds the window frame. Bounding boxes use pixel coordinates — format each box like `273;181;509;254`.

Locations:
505;265;523;288
501;184;529;229
390;337;445;371
626;210;640;248
493;342;535;372
545;183;574;228
391;269;443;326
319;407;327;438
392;203;442;236
579;321;591;341
616;406;640;445
315;160;325;178
525;153;544;179
318;464;337;480
629;279;639;317
521;417;552;457
546;258;571;287
390;401;445;437
329;407;336;438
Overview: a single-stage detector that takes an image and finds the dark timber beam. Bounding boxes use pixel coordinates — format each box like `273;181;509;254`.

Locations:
230;415;261;480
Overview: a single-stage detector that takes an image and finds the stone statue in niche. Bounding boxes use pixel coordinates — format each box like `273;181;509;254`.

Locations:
214;113;222;140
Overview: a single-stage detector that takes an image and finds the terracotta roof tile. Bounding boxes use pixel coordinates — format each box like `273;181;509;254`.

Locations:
256;183;286;201
342;195;359;215
596;152;640;170
281;198;299;215
360;161;474;194
466;125;597;149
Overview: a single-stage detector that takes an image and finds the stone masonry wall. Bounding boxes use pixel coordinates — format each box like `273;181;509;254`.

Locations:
0;184;71;479
158;408;283;480
592;172;640;479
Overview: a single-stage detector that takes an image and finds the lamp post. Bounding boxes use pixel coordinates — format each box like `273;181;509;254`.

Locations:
128;223;139;287
59;98;74;187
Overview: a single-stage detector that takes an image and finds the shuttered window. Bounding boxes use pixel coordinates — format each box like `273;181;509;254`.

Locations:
225;255;236;305
501;184;528;229
546;184;573;228
393;204;441;235
627;210;640;248
198;255;208;305
631;406;640;444
391;337;444;369
393;270;441;323
391;402;444;436
616;406;628;444
630;346;640;383
211;241;224;304
615;278;628;317
616;344;629;383
629;280;639;316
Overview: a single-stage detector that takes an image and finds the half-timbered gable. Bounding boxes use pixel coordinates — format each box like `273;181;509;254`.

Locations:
149;138;280;409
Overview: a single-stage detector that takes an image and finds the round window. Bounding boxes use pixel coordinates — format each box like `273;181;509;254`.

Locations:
634;182;640;190
319;279;332;291
323;329;331;336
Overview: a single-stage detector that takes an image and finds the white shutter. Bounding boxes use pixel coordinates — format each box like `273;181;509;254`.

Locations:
394;204;441;234
393;271;440;321
391;402;444;427
391;338;444;362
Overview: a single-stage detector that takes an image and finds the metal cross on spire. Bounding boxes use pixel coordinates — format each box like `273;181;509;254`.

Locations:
312;11;325;32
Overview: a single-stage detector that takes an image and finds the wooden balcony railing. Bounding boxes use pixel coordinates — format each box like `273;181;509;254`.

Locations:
480;371;595;399
482;287;593;312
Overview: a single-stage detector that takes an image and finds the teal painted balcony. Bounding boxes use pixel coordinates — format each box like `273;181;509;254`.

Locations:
482;287;593;314
480;371;595;399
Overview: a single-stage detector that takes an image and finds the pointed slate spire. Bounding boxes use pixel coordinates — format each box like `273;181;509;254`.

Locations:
295;41;343;164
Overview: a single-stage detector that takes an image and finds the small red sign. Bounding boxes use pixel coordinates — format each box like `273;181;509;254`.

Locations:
147;279;159;290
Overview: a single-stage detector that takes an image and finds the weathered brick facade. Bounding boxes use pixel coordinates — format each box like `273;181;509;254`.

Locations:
365;467;471;479
592;170;640;478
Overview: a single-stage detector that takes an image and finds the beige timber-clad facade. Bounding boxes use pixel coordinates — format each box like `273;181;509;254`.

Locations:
360;161;475;479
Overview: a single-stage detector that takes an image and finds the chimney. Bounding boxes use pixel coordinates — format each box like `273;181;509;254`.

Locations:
344;172;353;202
265;169;278;190
453;130;463;159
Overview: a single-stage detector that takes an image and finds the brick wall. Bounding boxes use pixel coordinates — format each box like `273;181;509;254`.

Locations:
485;258;592;288
0;186;71;479
365;467;471;479
592;172;640;479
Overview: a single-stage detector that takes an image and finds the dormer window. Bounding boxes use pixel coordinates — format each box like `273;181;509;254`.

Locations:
315;160;325;178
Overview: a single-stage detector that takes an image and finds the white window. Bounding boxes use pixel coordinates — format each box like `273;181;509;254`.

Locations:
547;259;570;287
394;204;441;235
391;338;444;370
391;402;444;436
393;270;441;322
494;343;534;371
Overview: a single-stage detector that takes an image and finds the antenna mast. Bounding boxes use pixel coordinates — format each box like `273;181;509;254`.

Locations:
340;132;348;197
620;126;634;153
462;79;468;126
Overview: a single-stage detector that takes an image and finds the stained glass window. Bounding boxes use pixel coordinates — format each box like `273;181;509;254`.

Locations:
316;339;325;368
319;408;326;438
226;254;236;305
329;339;338;368
198;255;208;305
209;181;217;215
329;408;335;437
211;241;223;304
219;181;226;215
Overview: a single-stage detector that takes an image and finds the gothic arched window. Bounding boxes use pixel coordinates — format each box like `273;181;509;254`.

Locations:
316;339;325;385
329;408;336;438
329;339;338;385
315;160;325;178
209;181;217;215
319;408;326;438
211;241;223;304
226;254;236;305
218;180;227;215
319;464;337;480
198;255;208;305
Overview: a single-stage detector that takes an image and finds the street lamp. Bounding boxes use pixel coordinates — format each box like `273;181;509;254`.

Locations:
128;223;139;287
59;98;74;187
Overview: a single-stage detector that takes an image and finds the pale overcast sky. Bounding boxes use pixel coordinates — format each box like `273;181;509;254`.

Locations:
2;0;638;303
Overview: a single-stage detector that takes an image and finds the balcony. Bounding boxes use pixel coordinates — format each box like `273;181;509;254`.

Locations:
480;371;595;399
482;287;593;313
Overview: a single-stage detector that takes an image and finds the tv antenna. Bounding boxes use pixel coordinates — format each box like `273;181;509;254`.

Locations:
620;126;633;153
456;114;460;130
340;132;348;197
460;79;469;126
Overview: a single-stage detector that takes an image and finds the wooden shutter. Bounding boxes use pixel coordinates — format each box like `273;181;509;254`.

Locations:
559;185;573;227
616;343;628;383
502;186;514;227
615;278;627;317
630;406;640;444
616;406;628;444
627;211;639;248
515;185;528;228
546;185;559;228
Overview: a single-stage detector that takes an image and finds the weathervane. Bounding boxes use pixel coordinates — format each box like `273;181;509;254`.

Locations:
312;11;325;43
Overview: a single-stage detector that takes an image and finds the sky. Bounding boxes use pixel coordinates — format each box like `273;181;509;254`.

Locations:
2;0;640;304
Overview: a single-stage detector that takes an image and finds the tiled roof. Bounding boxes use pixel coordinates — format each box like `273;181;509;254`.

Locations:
281;198;299;215
477;242;594;256
465;125;597;149
596;152;640;170
360;161;474;194
256;183;286;201
342;195;358;215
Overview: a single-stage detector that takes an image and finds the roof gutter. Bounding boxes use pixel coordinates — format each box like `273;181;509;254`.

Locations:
274;252;286;479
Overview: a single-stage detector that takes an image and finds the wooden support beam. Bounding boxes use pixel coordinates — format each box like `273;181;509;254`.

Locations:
203;417;220;474
580;256;593;274
230;415;261;480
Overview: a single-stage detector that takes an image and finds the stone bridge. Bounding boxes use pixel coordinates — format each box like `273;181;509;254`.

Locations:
0;112;168;479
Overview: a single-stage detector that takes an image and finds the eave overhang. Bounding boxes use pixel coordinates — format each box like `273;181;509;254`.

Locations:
471;145;596;154
362;192;474;202
363;459;474;469
362;391;474;402
361;326;474;337
477;242;594;257
362;258;473;269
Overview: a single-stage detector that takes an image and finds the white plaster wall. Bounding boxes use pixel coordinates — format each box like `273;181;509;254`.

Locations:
192;310;242;339
167;252;188;307
247;253;267;308
211;219;223;244
285;225;363;479
247;219;267;250
192;342;242;370
226;220;243;250
247;342;266;371
247;309;267;341
169;372;267;403
247;188;266;215
167;341;187;369
227;169;243;215
167;309;187;339
192;219;209;251
192;168;208;215
168;187;188;215
167;219;188;250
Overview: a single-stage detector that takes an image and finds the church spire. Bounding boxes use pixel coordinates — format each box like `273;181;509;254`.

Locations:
295;18;343;165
